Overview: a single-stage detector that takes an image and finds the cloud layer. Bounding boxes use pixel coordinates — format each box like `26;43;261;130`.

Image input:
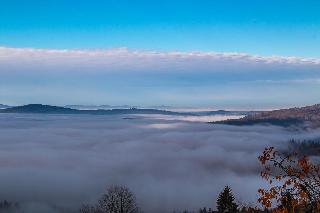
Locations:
1;46;320;107
1;46;320;73
1;113;320;212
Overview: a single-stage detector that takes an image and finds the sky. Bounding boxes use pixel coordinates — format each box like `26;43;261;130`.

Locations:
0;0;320;108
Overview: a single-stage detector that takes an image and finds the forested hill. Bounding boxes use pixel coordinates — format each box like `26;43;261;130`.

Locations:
215;104;320;127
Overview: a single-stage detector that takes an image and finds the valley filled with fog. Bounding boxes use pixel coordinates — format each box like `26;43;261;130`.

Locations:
0;113;320;213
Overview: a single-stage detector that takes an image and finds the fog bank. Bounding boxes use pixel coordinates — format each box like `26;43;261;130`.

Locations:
0;114;319;212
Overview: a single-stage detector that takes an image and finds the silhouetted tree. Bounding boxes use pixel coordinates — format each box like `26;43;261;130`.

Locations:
198;207;213;213
79;204;101;213
98;185;139;213
0;200;20;213
216;186;238;213
199;207;207;213
80;185;140;213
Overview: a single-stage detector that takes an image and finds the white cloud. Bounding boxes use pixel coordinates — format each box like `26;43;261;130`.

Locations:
0;46;319;73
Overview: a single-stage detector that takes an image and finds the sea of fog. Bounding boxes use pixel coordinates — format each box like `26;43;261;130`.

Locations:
1;113;320;213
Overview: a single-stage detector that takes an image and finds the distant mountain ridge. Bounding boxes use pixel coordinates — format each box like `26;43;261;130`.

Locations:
0;104;252;117
65;104;137;110
64;105;255;116
2;104;79;114
0;104;194;115
193;110;258;116
215;104;320;127
0;104;10;109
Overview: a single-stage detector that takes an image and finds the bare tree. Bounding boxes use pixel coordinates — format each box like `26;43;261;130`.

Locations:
80;185;140;213
98;185;140;213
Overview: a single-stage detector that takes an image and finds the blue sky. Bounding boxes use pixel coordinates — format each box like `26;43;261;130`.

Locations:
0;0;320;108
1;0;320;56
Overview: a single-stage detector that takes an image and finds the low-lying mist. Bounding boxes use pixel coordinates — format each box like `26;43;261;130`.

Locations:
0;113;319;213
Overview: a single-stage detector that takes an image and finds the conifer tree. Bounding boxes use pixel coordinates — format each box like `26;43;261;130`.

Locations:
216;186;238;213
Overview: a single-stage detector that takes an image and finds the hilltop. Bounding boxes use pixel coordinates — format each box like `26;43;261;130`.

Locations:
215;104;320;127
